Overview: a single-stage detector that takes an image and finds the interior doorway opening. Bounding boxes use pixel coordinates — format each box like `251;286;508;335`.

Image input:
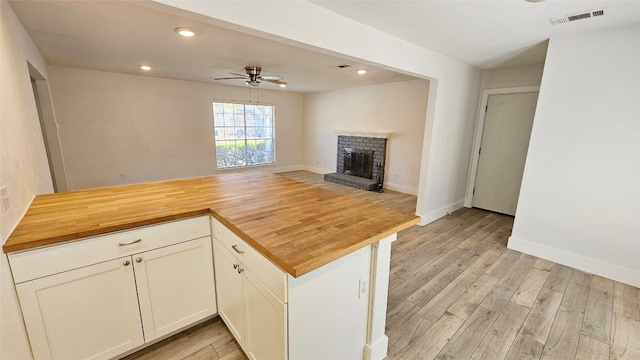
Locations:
28;62;67;192
465;86;540;216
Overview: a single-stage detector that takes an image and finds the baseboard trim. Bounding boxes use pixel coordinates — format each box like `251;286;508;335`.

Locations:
383;182;418;196
417;200;465;226
268;165;303;173
363;335;389;360
508;236;640;288
302;165;332;174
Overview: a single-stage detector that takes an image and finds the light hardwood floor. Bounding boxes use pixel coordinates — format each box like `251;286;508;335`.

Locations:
126;171;640;360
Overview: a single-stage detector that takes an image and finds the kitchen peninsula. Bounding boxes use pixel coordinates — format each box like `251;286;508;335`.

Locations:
4;172;418;360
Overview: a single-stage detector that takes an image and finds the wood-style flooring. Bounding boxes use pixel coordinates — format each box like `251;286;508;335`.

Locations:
126;170;640;360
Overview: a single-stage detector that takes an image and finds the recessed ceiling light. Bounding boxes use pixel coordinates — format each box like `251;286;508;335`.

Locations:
357;69;367;75
175;27;196;37
279;83;287;88
139;65;151;71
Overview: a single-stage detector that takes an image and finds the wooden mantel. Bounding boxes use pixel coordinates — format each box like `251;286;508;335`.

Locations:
3;172;418;277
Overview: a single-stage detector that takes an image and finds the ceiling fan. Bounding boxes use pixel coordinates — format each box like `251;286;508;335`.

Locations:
215;66;287;88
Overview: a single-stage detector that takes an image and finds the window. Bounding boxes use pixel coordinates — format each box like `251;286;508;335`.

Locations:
213;102;275;169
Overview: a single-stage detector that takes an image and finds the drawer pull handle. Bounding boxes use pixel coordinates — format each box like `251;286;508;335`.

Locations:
237;267;244;274
232;245;244;254
119;239;141;246
233;263;239;269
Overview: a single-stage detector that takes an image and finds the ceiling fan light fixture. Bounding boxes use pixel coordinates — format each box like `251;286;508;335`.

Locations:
246;80;260;88
175;27;196;37
525;0;545;2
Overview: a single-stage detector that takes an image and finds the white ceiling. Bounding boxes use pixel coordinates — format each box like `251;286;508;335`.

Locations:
10;1;640;93
9;0;416;93
312;0;640;69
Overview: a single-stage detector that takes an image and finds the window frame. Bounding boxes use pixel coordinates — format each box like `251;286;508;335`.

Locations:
212;100;276;170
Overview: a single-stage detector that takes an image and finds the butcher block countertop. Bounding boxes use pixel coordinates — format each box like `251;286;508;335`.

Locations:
3;172;419;277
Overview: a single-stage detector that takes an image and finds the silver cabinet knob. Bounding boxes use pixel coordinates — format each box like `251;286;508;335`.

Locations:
123;260;130;266
136;257;142;263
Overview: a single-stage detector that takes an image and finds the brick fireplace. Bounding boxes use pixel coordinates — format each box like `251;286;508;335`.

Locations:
324;134;388;191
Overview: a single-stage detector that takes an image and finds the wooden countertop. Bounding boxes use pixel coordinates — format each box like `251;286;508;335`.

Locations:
3;172;419;277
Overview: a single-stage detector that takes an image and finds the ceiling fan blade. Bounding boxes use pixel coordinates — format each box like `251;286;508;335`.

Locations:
264;79;287;85
214;76;247;80
261;75;284;81
229;72;248;77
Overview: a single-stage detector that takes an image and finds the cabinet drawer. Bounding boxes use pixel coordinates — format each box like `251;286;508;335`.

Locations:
211;218;287;302
9;216;210;283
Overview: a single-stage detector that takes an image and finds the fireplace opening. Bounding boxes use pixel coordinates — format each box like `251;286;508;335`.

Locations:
344;149;374;179
324;135;387;191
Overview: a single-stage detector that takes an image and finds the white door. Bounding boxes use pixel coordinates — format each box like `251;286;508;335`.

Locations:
244;270;287;360
135;237;217;341
16;258;143;360
213;241;246;348
472;92;538;215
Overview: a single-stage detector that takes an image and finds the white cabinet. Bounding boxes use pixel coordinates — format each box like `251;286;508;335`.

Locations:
244;269;287;360
212;220;287;360
16;258;144;360
211;219;398;360
134;237;216;342
213;240;246;347
10;216;216;360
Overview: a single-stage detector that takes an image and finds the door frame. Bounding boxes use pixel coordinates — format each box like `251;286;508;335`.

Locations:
463;86;540;208
28;62;69;192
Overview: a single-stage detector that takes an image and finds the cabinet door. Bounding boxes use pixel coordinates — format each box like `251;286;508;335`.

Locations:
134;237;216;341
213;241;245;348
244;270;288;360
16;258;143;360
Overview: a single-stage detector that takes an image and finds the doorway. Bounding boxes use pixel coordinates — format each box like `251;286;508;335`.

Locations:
465;87;539;216
28;63;68;192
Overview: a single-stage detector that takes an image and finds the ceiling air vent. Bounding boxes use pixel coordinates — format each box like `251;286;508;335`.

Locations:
332;64;352;69
550;8;607;25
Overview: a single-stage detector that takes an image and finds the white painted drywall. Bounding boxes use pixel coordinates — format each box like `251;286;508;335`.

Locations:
509;24;640;287
47;66;304;190
150;0;482;224
1;2;53;358
480;63;545;90
288;244;371;359
303;79;429;195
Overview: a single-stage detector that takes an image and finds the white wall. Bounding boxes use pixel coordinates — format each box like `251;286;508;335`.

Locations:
48;66;304;190
303;79;429;195
509;24;640;287
480;63;544;90
152;0;482;225
0;2;52;358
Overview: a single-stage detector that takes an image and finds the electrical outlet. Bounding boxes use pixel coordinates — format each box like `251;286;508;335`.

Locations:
1;186;10;212
358;275;369;299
